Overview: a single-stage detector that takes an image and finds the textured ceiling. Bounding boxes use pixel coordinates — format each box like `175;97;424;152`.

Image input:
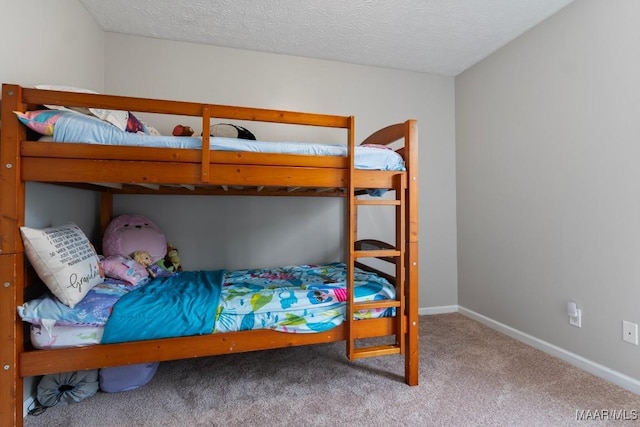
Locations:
80;0;574;76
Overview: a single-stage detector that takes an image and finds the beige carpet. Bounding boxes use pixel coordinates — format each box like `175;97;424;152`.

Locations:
24;313;640;426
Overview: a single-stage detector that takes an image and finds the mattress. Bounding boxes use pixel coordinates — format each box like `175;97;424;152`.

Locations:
52;112;406;171
21;262;395;349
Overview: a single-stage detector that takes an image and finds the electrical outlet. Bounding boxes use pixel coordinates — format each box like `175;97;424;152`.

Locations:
569;309;582;328
622;321;639;345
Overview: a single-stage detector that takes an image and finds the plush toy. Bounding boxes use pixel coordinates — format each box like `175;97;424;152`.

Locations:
166;244;182;272
132;250;157;278
103;215;167;263
155;243;182;273
133;250;174;279
172;124;196;136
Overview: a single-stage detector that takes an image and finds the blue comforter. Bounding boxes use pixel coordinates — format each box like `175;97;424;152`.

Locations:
101;270;224;344
19;263;396;340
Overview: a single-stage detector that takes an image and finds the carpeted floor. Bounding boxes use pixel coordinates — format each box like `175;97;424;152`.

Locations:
24;313;640;426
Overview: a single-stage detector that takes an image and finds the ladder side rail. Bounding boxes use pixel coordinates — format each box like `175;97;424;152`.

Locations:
346;116;356;360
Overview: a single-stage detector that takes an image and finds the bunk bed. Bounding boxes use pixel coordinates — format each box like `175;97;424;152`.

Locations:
0;83;419;426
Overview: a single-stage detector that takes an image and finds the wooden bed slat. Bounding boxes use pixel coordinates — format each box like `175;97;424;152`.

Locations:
19;318;396;377
21;159;401;190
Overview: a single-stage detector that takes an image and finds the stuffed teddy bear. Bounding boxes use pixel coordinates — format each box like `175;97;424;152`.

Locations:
172;124;196;136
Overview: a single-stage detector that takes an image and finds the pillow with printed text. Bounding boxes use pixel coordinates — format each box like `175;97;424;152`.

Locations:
20;223;103;308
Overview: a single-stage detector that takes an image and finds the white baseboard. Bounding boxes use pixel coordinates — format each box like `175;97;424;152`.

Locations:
458;306;640;395
419;305;458;315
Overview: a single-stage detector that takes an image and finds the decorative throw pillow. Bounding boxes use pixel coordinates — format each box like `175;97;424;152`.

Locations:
34;84;129;131
20;223;102;308
210;123;256;140
101;254;149;285
88;106;129;131
14;110;68;136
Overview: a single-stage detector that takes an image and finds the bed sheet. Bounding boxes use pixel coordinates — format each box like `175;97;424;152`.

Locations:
30;323;103;349
18;278;136;327
52;112;406;171
20;262;395;348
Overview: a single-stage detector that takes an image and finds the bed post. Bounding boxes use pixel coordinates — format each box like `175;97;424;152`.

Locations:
405;119;419;385
0;84;26;426
346;115;356;360
99;191;113;245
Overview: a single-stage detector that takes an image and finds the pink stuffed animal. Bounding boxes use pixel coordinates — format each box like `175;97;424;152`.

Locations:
103;215;167;263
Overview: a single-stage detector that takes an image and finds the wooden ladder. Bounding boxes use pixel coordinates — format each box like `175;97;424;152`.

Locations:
346;174;406;361
344;119;418;384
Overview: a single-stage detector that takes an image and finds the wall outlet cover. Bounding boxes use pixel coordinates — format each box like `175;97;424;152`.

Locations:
569;308;582;328
622;321;639;345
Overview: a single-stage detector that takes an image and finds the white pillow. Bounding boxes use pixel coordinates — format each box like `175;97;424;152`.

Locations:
20;223;102;308
34;84;129;131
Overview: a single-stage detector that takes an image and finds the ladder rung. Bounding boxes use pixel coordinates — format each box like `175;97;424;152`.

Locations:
354;249;400;259
352;345;401;359
354;300;401;310
355;199;401;206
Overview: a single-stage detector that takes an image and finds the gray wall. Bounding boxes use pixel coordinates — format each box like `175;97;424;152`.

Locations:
456;0;640;380
0;0;105;407
103;33;458;308
0;0;105;239
0;1;104;89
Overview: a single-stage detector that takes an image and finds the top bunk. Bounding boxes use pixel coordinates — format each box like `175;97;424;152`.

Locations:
0;84;418;197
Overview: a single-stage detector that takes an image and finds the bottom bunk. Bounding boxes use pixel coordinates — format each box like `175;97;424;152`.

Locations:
21;262;396;349
16;241;414;381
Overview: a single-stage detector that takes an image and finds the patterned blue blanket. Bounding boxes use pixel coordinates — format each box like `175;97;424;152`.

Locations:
20;263;395;343
101;270;224;344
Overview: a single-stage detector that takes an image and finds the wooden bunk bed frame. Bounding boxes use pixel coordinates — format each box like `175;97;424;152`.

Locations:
0;83;419;426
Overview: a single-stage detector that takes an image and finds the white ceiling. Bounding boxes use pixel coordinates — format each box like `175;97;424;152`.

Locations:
80;0;575;77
